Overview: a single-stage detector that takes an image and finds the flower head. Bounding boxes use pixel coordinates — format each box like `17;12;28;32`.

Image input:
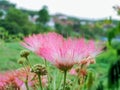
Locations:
30;64;47;75
0;71;23;89
21;32;102;71
0;67;48;89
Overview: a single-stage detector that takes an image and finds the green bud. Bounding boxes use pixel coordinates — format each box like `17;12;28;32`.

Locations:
31;64;47;75
20;50;30;57
17;57;26;64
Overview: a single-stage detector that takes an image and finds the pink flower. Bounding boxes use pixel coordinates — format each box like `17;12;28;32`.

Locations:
39;37;101;71
0;74;7;90
0;67;48;89
0;71;23;90
69;69;77;76
21;32;102;71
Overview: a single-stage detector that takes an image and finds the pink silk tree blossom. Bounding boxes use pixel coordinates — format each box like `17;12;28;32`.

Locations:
38;38;86;71
0;67;48;90
21;32;63;55
21;32;102;90
21;32;102;71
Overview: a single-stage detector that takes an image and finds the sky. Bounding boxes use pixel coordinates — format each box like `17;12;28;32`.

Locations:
9;0;120;20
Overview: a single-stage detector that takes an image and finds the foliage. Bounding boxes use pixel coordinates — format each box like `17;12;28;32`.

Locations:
0;7;37;36
106;8;120;90
6;8;28;26
21;9;38;16
96;81;104;90
55;23;73;37
37;6;50;25
0;26;8;40
107;22;120;45
0;0;118;41
0;10;3;18
0;0;15;9
108;59;120;89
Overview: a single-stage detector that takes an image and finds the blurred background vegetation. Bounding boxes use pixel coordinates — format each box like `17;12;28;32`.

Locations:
0;0;120;90
1;0;120;40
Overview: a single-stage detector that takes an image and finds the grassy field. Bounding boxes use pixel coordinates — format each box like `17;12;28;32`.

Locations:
0;40;44;71
0;40;119;89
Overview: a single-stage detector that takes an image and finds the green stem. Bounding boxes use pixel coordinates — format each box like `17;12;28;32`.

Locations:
25;75;29;90
63;70;67;90
38;74;43;90
26;56;32;68
22;62;29;90
44;59;47;67
44;59;51;88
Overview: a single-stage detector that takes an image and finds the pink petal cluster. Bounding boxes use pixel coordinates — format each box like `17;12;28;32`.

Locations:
69;68;77;76
0;71;23;90
22;32;102;71
21;34;45;52
0;68;48;90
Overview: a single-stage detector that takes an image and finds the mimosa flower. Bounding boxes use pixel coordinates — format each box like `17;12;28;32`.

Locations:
0;67;48;89
39;38;102;71
22;32;102;71
0;71;23;89
21;32;102;90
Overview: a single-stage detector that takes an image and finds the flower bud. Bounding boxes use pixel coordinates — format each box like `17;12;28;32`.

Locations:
20;50;30;57
17;57;26;64
31;64;47;75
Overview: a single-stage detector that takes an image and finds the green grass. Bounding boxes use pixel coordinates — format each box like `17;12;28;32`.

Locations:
0;41;43;71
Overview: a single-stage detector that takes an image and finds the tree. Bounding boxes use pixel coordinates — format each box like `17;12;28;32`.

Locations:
0;27;8;40
0;0;15;11
1;7;36;35
55;23;73;37
6;7;28;26
0;10;3;18
37;6;50;25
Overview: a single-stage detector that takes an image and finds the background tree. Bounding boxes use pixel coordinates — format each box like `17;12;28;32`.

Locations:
0;10;3;18
0;7;36;35
37;6;50;25
6;7;28;26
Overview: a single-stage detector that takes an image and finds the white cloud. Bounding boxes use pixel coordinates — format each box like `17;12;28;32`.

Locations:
9;0;120;19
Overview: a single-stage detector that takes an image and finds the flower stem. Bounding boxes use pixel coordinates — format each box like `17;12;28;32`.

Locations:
26;56;32;68
38;74;43;90
63;70;67;90
25;75;29;90
44;59;47;67
44;59;50;88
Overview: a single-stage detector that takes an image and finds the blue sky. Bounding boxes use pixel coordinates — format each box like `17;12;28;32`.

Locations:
9;0;120;19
